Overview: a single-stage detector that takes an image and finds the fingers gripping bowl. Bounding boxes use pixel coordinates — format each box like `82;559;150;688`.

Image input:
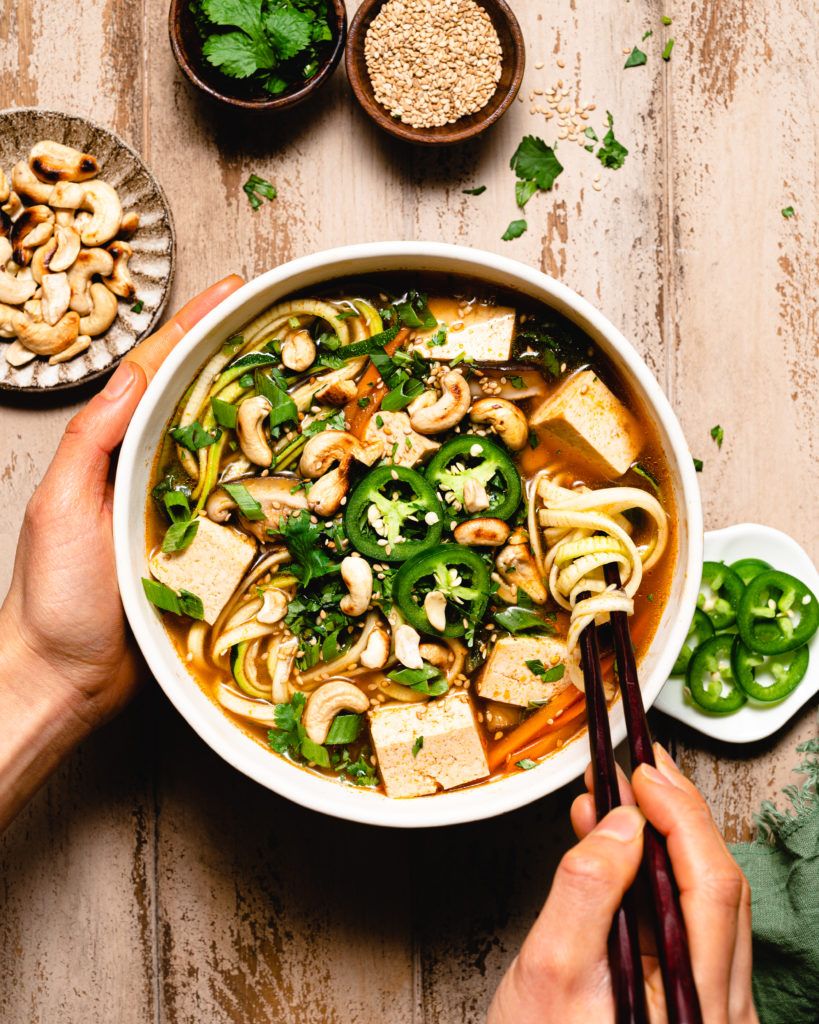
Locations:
114;243;702;827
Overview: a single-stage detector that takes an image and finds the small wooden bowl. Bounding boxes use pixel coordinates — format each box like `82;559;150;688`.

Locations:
169;0;347;113
345;0;524;145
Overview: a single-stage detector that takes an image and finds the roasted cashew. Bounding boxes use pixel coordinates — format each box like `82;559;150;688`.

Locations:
68;247;114;314
281;328;316;371
361;626;390;669
104;240;134;299
394;624;423;669
469;397;529;451
78;180;122;246
79;282;118;336
29;140;99;183
236;395;273;466
339;556;373;617
409;370;471;434
423;590;448;632
303;680;370;744
495;528;548;605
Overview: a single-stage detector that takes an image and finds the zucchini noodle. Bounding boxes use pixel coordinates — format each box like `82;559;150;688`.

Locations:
533;475;669;653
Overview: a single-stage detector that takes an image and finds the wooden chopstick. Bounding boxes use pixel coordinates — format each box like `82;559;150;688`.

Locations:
603;563;704;1024
578;605;649;1024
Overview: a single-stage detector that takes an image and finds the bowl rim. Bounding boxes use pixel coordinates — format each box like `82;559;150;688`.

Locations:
344;0;525;145
168;0;347;112
113;241;703;828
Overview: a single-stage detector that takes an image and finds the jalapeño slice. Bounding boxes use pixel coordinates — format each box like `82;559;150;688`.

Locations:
686;634;746;714
697;561;745;630
737;569;818;655
731;637;809;703
394;544;490;638
672;608;715;675
425;435;522;523
344;465;443;563
729;558;773;585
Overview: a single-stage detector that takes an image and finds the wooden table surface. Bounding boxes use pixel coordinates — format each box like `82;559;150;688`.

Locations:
1;0;817;1020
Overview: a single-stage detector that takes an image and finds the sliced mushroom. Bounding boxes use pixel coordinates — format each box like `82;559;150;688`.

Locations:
78;180;122;246
303;680;370;745
495;528;548;605
67;247;114;314
484;701;522;731
49;225;81;272
79;282;118;336
339;556;373;617
394;624;423;670
103;239;134;298
11;161;53;204
118;211;140;239
48;333;91;364
29;140;99;183
299;430;382;478
469;397;529;451
16;310;80;356
453;517;510;547
281;329;316;371
409;370;472;434
361;626;390;669
40;272;71;326
10;205;55;265
48;180;86;209
462;477;490;514
423;590;448;632
4;339;37;366
315;378;356;405
236;394;273;466
0;267;37;305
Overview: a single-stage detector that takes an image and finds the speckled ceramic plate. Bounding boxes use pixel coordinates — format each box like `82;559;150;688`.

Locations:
0;108;175;392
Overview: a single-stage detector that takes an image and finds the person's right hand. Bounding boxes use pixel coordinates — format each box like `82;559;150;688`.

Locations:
488;744;758;1023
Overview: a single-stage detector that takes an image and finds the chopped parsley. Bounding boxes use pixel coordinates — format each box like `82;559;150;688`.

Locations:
642;29;653;40
597;112;629;169
242;173;277;210
515;179;538;209
693;457;704;472
625;47;647;68
510;135;564;191
710;424;724;448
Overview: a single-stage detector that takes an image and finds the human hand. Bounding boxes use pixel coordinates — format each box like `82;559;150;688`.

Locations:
488;744;758;1023
0;275;243;735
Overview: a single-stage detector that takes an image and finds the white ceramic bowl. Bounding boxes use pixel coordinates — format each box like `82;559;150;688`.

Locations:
113;242;703;828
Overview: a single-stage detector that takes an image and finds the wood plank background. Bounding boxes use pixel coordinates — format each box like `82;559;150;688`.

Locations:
1;0;817;1020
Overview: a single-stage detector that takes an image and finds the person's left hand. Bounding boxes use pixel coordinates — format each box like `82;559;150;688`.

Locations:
1;275;243;733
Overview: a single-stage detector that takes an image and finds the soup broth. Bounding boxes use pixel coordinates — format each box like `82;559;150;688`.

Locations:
145;274;677;798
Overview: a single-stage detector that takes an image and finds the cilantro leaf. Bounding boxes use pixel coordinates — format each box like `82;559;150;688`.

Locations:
625;47;647;68
265;6;312;60
502;219;528;241
493;606;555;635
510;136;564;190
693;457;703;472
203;0;264;35
272;509;340;585
781;206;795;218
525;659;566;683
710;424;724;448
203;31;271;78
597;112;629;170
515;179;538;209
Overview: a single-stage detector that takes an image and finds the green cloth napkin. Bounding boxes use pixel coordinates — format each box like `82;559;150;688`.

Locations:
730;737;819;1024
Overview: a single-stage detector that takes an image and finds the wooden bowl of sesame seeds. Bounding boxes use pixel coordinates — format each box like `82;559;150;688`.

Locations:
345;0;524;145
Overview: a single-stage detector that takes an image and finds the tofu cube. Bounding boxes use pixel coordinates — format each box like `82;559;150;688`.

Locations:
477;635;575;708
364;410;440;468
529;370;643;478
369;691;489;798
414;298;516;363
150;515;256;625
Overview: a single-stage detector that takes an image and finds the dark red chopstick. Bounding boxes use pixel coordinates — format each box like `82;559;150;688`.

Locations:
578;606;648;1024
603;563;703;1024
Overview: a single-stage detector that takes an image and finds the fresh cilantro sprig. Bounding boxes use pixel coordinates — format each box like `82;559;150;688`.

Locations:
596;112;629;169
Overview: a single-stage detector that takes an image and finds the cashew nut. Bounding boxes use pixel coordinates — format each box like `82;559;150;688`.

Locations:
495;528;548;605
49;180;86;209
419;641;451;669
257;589;288;624
30;236;57;283
361;626;390;669
453;517;510;547
304;468;348;517
0;267;37;305
78;180;122;246
29;140;99;183
79;282;118;336
48;334;91;365
2;191;22;220
339;556;373;617
10;205;54;264
281;329;316;371
0;235;10;266
236;395;274;466
16;310;80;356
4;340;37;367
315;378;356;405
409;370;471;434
41;272;71;326
104;240;134;299
118;211;140;239
11;161;53;204
303;680;370;744
68;247;114;314
469;397;529;451
394;624;423;669
49;225;81;272
462;477;490;513
206;476;308;539
423;590;448;632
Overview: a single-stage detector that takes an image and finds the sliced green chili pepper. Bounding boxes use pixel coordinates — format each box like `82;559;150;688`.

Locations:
696;561;745;630
686;634;746;713
344;466;443;563
729;558;773;585
425;435;522;523
672;608;715;675
731;637;809;702
737;569;818;655
394;544;490;637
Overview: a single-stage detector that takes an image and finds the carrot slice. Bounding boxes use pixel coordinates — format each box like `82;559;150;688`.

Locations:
501;705;587;772
344;327;410;438
487;686;584;772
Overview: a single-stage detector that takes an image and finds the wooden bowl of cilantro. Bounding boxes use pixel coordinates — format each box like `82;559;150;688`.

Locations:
169;0;346;112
